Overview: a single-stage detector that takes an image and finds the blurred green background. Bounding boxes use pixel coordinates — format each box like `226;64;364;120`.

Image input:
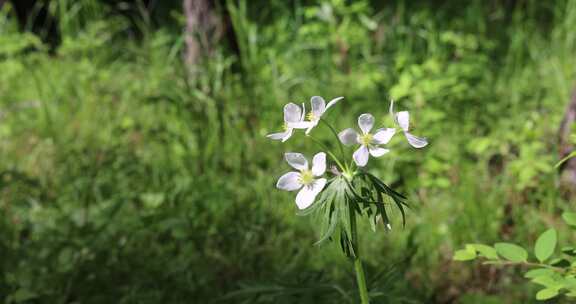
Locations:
1;0;575;303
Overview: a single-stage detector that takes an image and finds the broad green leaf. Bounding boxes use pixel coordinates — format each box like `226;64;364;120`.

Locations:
524;268;555;279
454;248;477;261
532;274;562;289
469;244;498;260
535;229;557;262
562;212;576;227
536;288;558;301
495;243;528;262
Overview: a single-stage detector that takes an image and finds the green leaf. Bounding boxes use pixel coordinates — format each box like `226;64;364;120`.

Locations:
524;268;555;279
562;246;576;256
532;274;563;289
314;200;339;246
535;228;557;262
562;212;576;227
454;248;477;261
564;276;576;288
469;244;499;260
495;243;528;262
550;258;571;268
536;288;558;301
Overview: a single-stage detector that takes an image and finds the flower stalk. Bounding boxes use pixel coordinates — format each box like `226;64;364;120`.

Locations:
350;202;370;304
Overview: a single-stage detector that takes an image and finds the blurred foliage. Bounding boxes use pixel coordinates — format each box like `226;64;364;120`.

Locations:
0;0;575;303
455;212;576;301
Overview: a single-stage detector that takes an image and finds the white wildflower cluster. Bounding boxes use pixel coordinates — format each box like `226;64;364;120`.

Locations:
267;96;428;304
268;96;427;210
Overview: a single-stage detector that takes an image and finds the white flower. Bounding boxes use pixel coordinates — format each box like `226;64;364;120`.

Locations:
267;103;306;142
338;113;396;167
389;100;428;148
276;152;327;209
289;96;344;134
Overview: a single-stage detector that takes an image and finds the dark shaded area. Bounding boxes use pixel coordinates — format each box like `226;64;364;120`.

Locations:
8;0;60;49
4;0;184;49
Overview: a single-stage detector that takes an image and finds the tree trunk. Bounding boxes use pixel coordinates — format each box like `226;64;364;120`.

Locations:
558;88;576;195
183;0;220;69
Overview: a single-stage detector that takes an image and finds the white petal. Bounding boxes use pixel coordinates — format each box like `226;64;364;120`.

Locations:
353;145;369;167
369;146;389;157
310;96;326;116
285;153;308;170
281;128;294;142
404;132;428;148
396;111;410;131
295;178;326;209
284;103;302;123
358;113;374;134
325;96;344;112
276;172;302;191
372;128;396;144
287;121;313;129
338;128;359;146
311;152;326;176
267;131;288;141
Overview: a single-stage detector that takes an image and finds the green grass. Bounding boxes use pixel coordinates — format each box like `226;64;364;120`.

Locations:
1;0;575;303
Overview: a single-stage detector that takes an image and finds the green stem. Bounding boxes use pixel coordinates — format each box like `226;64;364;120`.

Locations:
349;202;370;304
320;118;347;165
482;260;565;272
309;136;346;172
555;150;576;168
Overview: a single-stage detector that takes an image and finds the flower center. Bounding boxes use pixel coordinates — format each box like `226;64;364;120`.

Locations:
360;133;373;146
299;170;314;185
282;122;289;131
306;112;317;122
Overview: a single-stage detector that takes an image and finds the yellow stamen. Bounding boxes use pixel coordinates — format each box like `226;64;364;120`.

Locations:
299;169;314;185
360;133;373;146
306;112;317;122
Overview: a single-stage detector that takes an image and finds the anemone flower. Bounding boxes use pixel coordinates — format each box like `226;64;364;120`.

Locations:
276;152;327;209
389;100;428;148
267;103;306;142
338;113;396;167
289;96;344;134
